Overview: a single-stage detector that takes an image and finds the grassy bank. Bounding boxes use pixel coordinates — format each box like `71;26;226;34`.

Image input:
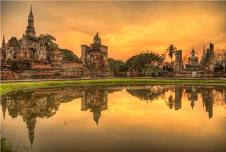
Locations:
1;78;226;95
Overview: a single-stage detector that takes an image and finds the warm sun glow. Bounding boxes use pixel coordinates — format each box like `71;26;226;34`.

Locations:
1;1;226;61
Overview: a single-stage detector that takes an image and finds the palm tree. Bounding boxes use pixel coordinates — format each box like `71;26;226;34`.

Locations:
166;44;177;62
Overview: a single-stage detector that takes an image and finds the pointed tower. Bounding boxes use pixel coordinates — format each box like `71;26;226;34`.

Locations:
93;32;101;45
2;35;6;49
203;44;206;55
191;48;195;56
1;97;7;120
200;44;206;66
1;35;6;61
191;100;195;110
26;5;36;37
93;109;101;125
26;116;36;148
2;103;7;120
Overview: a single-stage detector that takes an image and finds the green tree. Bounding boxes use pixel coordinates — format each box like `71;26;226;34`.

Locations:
38;34;57;48
126;51;164;75
108;58;127;75
143;63;162;76
126;87;165;102
61;49;81;63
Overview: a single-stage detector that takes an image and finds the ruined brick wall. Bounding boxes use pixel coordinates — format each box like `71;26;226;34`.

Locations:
174;71;215;78
1;70;19;80
0;65;88;80
32;63;51;69
62;62;83;69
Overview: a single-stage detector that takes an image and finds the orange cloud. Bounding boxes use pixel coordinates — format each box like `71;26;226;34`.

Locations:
1;1;226;61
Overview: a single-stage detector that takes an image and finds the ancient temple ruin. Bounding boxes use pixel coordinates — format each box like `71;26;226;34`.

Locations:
167;43;223;77
81;33;110;77
185;48;199;71
0;6;63;70
0;6;111;80
174;50;183;72
200;43;215;71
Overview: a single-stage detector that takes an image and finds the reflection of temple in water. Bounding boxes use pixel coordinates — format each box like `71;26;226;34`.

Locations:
186;86;215;119
1;85;226;148
126;85;226;119
81;88;108;124
126;86;166;102
1;90;65;147
1;86;117;147
201;88;214;119
186;86;198;109
224;88;226;104
174;87;183;110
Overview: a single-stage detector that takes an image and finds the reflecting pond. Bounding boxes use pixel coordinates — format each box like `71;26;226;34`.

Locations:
1;85;226;152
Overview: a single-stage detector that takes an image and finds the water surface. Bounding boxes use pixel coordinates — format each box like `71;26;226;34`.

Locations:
1;85;226;152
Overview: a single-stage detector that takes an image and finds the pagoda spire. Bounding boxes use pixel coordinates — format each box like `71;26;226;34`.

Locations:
26;5;36;37
203;44;206;55
2;100;7;120
26;117;36;149
93;110;101;125
30;5;33;14
191;48;195;56
93;32;101;45
2;35;6;49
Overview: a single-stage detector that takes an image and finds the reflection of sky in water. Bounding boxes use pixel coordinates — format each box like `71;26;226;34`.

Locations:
1;85;226;152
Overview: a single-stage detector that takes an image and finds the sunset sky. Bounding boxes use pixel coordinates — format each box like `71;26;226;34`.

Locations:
1;1;226;61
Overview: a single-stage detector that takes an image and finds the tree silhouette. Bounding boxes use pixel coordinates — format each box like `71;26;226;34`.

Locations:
166;44;177;62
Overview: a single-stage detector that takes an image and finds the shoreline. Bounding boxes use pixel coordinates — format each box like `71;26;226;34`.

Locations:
1;77;226;83
1;78;226;95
